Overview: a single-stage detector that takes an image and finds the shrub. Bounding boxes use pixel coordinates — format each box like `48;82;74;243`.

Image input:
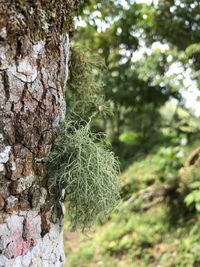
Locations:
155;145;185;183
68;244;95;267
181;166;200;212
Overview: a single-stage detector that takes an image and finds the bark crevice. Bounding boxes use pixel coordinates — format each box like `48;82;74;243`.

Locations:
2;71;10;102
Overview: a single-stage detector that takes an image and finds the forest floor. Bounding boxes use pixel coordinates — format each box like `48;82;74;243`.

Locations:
64;141;200;267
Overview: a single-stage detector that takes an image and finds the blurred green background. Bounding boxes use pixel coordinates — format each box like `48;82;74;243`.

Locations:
64;1;200;266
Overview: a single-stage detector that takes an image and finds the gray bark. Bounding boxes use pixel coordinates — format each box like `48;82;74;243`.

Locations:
0;1;75;266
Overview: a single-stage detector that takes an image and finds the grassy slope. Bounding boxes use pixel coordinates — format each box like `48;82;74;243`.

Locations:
64;141;200;267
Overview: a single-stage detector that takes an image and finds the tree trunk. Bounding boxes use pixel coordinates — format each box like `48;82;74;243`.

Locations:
0;1;75;266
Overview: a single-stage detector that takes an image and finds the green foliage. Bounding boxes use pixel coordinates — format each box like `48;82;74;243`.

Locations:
74;0;200;166
100;207;166;257
65;146;200;267
64;1;200;265
119;131;141;146
186;43;200;57
68;243;95;267
120;153;158;199
74;0;191;162
48;118;120;230
149;0;200;51
156;144;185;183
181;166;200;212
147;0;200;71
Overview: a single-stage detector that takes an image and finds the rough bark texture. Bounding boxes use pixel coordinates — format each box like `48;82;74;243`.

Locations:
0;1;75;266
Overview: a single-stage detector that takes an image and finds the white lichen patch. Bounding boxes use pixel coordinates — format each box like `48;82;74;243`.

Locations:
0;53;6;69
9;57;37;83
0;212;64;267
40;187;47;206
32;41;45;58
5;214;24;231
11;161;16;171
0;90;5;109
0;134;4;141
0;46;9;70
0;163;4;172
40;9;50;32
31;186;47;210
64;34;70;84
0;146;11;164
5;195;18;210
13;176;35;194
0;27;7;39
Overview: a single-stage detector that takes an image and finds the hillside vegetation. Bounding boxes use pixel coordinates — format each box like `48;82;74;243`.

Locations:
65;137;200;267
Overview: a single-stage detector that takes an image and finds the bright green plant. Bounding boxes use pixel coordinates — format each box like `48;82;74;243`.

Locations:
156;144;185;183
68;243;95;267
48;117;120;230
119;131;141;146
182;166;200;212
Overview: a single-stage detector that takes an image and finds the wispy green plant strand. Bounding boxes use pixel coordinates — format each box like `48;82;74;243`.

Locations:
48;118;120;230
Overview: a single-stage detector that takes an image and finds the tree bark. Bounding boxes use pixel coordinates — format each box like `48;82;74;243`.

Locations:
0;1;75;266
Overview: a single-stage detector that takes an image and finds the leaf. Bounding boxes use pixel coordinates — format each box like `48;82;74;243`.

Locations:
185;193;195;206
186;43;200;56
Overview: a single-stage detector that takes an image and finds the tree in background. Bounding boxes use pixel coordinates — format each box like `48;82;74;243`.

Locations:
65;3;200;266
75;0;200;163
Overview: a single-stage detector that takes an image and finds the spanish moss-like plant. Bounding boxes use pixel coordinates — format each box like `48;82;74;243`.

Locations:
48;117;120;230
66;46;107;118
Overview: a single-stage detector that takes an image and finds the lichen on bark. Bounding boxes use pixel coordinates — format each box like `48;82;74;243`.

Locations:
0;0;77;51
0;0;76;266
